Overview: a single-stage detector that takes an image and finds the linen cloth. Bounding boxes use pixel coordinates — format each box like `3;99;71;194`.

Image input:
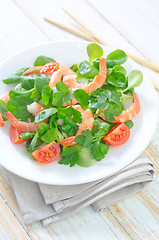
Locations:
8;153;154;226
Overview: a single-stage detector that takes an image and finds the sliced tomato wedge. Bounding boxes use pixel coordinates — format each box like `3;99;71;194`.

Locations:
32;142;61;164
103;123;130;145
10;125;30;144
40;62;59;75
0;113;4;127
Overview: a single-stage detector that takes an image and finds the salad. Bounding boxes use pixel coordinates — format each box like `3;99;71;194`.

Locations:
0;43;143;167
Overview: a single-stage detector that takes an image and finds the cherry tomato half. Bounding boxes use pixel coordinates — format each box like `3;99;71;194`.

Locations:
32;142;61;164
40;62;59;75
0;113;4;127
103;123;130;145
10;126;30;144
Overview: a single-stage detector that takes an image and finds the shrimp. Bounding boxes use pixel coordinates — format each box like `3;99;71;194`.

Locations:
0;93;10;127
99;92;140;123
22;66;43;76
5;112;40;133
27;102;44;117
49;65;76;88
63;58;107;94
5;102;46;132
61;105;94;146
22;63;71;77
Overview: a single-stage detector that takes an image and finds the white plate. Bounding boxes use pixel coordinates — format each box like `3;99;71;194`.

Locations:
0;41;158;185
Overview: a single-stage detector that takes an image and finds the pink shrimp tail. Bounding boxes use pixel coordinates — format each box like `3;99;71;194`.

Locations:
83;58;107;94
22;66;43;76
114;92;140;123
5;112;40;133
99;92;140;123
61;136;76;146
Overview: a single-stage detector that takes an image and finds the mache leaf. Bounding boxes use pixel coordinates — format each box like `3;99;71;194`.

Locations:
34;55;55;66
87;43;103;63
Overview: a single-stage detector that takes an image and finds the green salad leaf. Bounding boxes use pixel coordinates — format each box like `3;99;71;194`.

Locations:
79;61;98;78
90;92;109;110
38;122;50;136
106;50;128;68
20;132;35;140
41;128;59;143
28;132;39;152
92;122;110;138
112;65;126;75
59;147;79;167
34;74;50;93
124;120;134;129
58;106;81;136
76;70;90;85
0;100;8;119
7;96;34;122
3;67;29;84
107;71;126;87
127;70;143;90
21;74;50;91
70;64;78;72
52;82;73;107
104;103;123;122
21;75;35;90
61;123;78;136
70;107;82;123
9;84;34;98
75;129;93;148
73;89;90;110
58;107;82;124
42;86;52;105
91;141;109;161
74;124;110;162
34;108;57;123
34;55;55;66
87;43;103;63
59;145;95;167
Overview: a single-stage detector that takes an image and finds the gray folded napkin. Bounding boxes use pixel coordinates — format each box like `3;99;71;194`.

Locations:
8;153;154;226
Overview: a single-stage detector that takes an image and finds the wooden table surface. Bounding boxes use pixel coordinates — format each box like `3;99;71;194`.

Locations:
0;0;159;239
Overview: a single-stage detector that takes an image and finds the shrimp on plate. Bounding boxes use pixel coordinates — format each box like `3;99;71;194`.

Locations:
5;102;45;132
49;65;76;88
22;66;43;76
5;112;40;133
63;58;107;94
98;92;140;123
22;62;59;76
61;105;94;146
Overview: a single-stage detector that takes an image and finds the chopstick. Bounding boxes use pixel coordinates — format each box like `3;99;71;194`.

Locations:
43;17;98;43
62;8;159;74
43;16;159;91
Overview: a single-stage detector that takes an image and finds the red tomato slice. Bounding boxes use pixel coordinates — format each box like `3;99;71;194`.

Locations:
40;62;59;75
0;113;4;127
103;123;130;145
10;126;30;144
32;142;61;164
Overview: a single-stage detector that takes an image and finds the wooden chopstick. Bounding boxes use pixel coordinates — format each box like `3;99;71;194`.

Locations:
43;17;98;43
62;8;159;74
43;16;159;91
